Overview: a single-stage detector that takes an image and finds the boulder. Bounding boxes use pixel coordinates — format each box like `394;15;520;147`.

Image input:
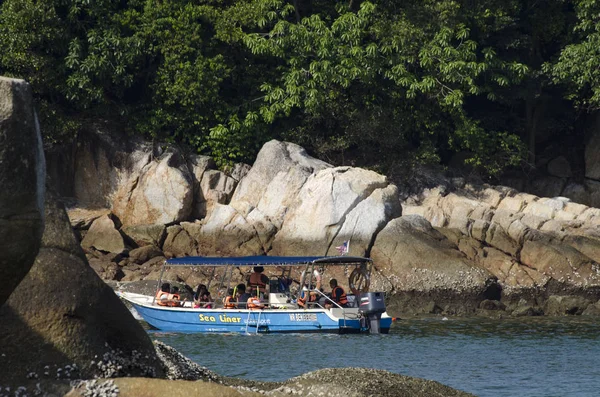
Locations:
0;193;164;387
128;245;163;264
65;360;474;397
81;214;127;254
112;151;193;226
520;240;600;288
163;225;198;257
73;128;152;208
194;204;274;256
121;224;167;247
271;167;393;255
547;155;572;178
67;207;111;230
231;140;331;208
0;77;45;306
197;169;237;217
544;295;593;316
371;215;498;314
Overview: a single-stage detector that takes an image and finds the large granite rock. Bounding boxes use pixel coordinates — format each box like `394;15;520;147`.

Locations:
401;179;600;310
112;151;194;225
80;214;127;254
0;193;164;386
271;167;401;256
371;215;498;315
231;140;331;209
72;127;152;208
0;77;45;306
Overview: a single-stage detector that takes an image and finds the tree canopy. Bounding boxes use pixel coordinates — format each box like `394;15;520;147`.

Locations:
0;0;593;178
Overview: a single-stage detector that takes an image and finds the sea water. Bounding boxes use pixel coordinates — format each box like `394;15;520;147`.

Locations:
150;316;600;397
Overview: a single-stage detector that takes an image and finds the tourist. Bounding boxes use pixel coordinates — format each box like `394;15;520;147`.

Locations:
324;279;348;309
248;266;269;298
193;284;212;308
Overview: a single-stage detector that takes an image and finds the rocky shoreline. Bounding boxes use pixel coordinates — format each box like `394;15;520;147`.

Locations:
2;74;600;395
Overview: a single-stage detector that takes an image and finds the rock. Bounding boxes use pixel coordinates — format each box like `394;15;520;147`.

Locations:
163;225;198;257
544;295;593;316
65;365;474;397
547;156;572;178
271;166;393;255
67;378;259;397
67;207;112;230
81;214;127;254
582;301;600;316
188;155;216;219
194;204;273;256
196;169;237;218
112;151;193;226
520;240;600;288
0;193;164;387
229;162;251;182
129;245;163;264
511;305;544;317
121;224;167;247
73;127;152;208
371;215;498;315
562;182;590;206
231;140;331;209
479;299;506;311
0;77;45;306
562;234;600;263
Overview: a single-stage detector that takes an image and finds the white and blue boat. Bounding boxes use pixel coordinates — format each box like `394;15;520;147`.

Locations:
118;256;392;334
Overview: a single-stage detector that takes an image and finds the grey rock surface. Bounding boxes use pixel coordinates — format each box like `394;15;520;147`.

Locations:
0;77;45;306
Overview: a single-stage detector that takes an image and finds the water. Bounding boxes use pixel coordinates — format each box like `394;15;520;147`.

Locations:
151;316;600;397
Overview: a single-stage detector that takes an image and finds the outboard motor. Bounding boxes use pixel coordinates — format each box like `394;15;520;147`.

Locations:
358;292;386;334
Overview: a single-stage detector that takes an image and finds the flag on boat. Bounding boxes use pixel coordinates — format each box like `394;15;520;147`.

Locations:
336;240;349;256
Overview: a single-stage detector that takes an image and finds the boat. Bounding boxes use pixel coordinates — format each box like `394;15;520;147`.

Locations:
118;255;392;334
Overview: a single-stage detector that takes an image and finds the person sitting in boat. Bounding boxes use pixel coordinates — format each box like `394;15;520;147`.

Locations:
248;266;269;298
247;292;265;310
236;284;250;309
156;283;182;307
324;279;349;309
223;288;236;309
297;284;318;308
193;284;213;308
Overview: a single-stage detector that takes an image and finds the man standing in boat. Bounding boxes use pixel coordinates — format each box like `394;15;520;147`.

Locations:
248;266;269;298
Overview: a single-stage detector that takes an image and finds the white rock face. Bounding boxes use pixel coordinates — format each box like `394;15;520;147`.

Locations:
112;152;193;225
231;140;331;208
270;167;398;256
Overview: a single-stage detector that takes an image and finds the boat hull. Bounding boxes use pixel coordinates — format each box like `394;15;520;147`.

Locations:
123;293;391;334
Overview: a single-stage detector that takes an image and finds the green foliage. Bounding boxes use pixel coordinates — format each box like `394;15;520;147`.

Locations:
546;0;600;111
0;0;586;176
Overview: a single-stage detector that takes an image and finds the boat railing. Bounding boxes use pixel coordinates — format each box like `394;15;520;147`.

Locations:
310;289;348;328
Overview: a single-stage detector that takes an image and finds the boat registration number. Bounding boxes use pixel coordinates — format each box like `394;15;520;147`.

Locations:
289;313;317;322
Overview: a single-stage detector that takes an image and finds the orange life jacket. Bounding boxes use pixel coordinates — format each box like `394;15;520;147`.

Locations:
224;295;236;309
247;296;265;310
297;289;317;308
249;272;267;293
331;286;348;305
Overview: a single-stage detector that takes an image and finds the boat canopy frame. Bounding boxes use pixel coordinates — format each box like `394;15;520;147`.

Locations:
154;255;373;307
